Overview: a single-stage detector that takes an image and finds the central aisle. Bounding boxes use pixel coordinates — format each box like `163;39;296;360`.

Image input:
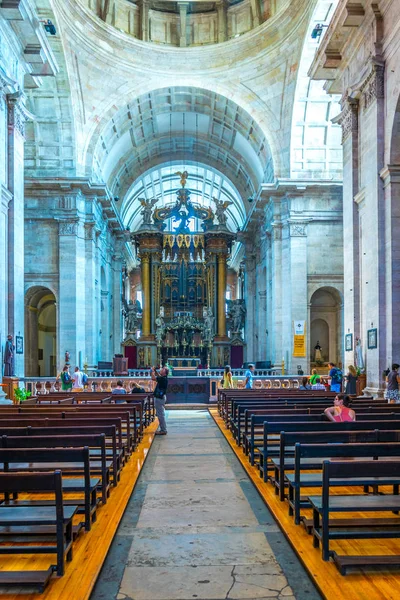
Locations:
91;410;321;600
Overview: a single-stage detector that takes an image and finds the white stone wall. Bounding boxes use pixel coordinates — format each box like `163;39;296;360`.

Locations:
24;181;124;373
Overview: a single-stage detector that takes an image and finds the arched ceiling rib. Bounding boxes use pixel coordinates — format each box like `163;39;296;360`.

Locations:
92;87;274;204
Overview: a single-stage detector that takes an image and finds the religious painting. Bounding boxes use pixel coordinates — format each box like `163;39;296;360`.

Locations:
345;333;353;352
367;328;377;349
15;336;23;354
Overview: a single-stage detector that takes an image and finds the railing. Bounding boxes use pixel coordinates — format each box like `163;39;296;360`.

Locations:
21;374;306;400
197;368;282;377
21;377;154;395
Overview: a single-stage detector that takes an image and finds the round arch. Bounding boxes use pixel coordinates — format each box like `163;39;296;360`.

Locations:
25;286;57;377
309;286;343;367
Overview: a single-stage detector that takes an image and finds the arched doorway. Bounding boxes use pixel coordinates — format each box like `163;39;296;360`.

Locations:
309;287;342;367
25;287;57;377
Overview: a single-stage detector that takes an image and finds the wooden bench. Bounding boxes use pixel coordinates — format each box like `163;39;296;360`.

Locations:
274;429;380;501
310;460;400;570
0;447;98;531
256;420;400;477
1;433;109;504
0;470;78;588
0;425;119;490
286;440;400;524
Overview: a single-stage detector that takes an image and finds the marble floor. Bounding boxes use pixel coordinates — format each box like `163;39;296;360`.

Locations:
90;410;321;600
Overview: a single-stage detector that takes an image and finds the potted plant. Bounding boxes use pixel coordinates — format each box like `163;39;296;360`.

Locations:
14;387;32;404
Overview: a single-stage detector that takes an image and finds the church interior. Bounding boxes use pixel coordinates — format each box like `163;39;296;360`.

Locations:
1;0;400;598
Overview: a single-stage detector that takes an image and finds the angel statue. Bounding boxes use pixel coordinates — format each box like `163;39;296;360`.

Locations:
213;197;232;227
139;197;158;225
123;298;140;332
175;170;189;188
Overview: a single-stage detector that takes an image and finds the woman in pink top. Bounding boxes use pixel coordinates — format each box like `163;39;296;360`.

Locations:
324;394;356;423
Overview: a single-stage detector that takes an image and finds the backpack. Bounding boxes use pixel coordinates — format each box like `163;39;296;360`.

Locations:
82;373;88;385
61;371;71;383
332;368;342;383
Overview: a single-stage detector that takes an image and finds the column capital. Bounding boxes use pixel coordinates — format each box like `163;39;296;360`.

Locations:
337;96;359;143
361;62;385;111
58;219;79;236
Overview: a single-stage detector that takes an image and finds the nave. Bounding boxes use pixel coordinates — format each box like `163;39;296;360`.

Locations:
91;410;319;600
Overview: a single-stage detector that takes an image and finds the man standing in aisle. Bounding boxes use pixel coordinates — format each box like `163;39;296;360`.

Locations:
151;365;169;435
72;366;84;392
245;364;255;389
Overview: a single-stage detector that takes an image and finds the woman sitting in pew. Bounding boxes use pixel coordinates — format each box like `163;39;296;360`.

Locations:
324;394;356;422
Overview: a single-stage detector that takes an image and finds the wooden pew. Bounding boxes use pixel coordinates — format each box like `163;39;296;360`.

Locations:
274;429;380;501
1;433;109;504
310;460;400;570
0;470;78;586
0;447;98;531
286;440;400;524
256;420;400;477
0;425;119;489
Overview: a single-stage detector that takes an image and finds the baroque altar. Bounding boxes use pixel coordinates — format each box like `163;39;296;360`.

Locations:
123;172;246;369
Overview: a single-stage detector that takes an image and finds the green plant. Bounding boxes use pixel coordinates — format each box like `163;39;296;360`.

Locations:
14;387;32;402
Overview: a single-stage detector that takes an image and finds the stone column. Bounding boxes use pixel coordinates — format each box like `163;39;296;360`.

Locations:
178;2;189;47
287;220;309;374
6;93;26;377
217;254;227;337
84;222;98;367
339;97;360;370
380;165;400;365
25;305;39;376
270;220;283;366
141;253;151;336
140;0;149;41
58;219;86;371
250;0;261;27
216;1;227;43
358;62;386;393
243;252;256;360
111;238;125;356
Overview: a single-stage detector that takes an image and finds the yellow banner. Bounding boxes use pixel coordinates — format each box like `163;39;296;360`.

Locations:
293;335;306;357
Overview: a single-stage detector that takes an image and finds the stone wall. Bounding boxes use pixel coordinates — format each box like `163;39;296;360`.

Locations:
244;180;343;373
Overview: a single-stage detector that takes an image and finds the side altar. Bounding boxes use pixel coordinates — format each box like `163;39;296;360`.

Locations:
121;172;247;369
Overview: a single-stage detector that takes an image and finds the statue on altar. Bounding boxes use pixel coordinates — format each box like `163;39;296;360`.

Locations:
314;341;323;362
175;170;189;188
155;313;165;344
213;197;232;227
123;299;141;333
203;307;215;341
230;299;246;333
139;197;158;225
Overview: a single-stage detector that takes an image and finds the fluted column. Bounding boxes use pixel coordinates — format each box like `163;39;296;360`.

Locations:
217;254;227;337
6;92;27;377
141;253;151;336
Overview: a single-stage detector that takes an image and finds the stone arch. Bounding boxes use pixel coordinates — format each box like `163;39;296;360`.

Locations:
25;286;57;377
309;286;343;367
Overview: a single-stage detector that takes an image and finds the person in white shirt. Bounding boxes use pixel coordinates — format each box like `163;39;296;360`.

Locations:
72;366;84;391
311;377;326;390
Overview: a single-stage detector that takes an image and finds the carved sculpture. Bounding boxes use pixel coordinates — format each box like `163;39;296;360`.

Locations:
213;197;232;227
139;197;158;225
